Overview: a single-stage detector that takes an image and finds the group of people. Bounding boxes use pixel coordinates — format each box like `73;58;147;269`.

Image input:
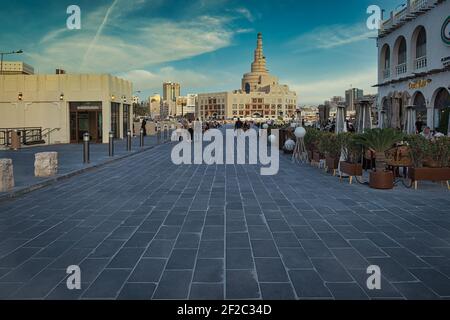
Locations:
419;126;449;140
180;119;223;142
318;119;356;133
234;118;253;132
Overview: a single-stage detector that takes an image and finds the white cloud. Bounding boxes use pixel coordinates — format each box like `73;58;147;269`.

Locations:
235;8;255;22
289;23;377;52
118;68;214;91
286;67;377;105
28;0;240;74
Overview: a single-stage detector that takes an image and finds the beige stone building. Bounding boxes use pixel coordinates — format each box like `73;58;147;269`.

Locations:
197;33;298;121
0;61;34;75
149;94;161;119
0;72;133;145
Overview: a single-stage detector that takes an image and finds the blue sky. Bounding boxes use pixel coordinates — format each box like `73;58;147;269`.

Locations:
0;0;397;104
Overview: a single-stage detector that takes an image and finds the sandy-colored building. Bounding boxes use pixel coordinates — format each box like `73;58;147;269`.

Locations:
149;94;161;119
0;72;133;145
0;61;34;75
197;33;298;121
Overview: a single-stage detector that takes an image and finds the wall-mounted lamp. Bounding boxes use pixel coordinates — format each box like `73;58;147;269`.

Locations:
111;95;116;101
18;92;23;101
60;93;64;101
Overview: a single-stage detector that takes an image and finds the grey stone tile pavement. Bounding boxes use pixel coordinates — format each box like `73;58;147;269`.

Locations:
0;134;162;196
0;131;450;300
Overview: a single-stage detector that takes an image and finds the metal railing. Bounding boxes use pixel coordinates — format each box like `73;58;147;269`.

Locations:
396;63;407;75
381;0;431;33
415;56;427;70
382;69;391;79
411;0;428;12
0;127;45;146
42;128;61;145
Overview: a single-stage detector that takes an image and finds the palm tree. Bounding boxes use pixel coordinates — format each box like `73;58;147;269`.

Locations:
354;128;404;171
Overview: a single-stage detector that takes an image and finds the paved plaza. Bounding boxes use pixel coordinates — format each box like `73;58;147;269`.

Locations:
0;134;161;195
1;136;450;300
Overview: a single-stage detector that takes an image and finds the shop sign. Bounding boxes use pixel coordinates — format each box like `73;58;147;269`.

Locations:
77;106;100;111
442;56;450;68
442;16;450;45
408;79;430;90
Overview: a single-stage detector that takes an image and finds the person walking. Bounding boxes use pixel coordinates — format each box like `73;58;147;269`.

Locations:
141;119;147;136
235;118;244;137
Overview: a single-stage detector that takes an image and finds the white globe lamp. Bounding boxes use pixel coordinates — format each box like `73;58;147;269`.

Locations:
294;127;306;139
284;139;295;151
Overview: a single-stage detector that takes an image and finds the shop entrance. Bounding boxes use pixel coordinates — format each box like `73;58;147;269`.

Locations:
70;102;103;143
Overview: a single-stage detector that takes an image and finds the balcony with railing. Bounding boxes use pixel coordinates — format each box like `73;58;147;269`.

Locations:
396;63;407;76
379;0;432;37
415;56;427;70
411;0;429;12
382;69;391;79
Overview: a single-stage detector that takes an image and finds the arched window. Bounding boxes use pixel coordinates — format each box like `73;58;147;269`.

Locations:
245;83;251;94
395;37;407;75
413;92;427;131
398;38;407;65
433;88;450;133
381;44;391;79
416;28;426;59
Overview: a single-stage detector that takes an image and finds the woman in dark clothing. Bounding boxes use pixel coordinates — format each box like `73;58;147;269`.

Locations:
141;119;147;136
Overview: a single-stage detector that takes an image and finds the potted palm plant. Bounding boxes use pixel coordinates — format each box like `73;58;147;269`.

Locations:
354;128;404;189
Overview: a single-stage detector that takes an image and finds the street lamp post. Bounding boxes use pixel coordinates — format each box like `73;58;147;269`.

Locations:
0;50;24;75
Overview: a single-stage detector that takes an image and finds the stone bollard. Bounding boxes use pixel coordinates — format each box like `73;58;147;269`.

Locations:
34;152;58;177
0;159;15;192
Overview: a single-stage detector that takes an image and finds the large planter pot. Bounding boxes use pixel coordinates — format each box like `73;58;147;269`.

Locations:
340;161;363;177
313;151;324;162
369;171;394;190
326;157;339;170
409;167;450;181
279;129;288;151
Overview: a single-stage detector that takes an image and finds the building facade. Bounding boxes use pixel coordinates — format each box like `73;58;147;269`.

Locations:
163;82;180;103
376;0;450;133
0;61;34;75
149;94;161;119
0;72;133;144
197;33;298;121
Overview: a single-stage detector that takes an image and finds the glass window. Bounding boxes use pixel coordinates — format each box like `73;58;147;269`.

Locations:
111;102;120;138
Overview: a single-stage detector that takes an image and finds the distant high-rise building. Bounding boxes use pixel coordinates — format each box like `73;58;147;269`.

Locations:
345;88;364;113
163;82;181;102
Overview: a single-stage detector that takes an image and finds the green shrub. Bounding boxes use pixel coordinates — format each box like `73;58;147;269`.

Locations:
405;134;429;168
304;128;323;151
318;132;341;158
337;132;363;163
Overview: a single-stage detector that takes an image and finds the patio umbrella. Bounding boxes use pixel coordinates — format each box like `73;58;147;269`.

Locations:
356;100;372;133
405;105;416;135
335;106;346;134
336;106;348;177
